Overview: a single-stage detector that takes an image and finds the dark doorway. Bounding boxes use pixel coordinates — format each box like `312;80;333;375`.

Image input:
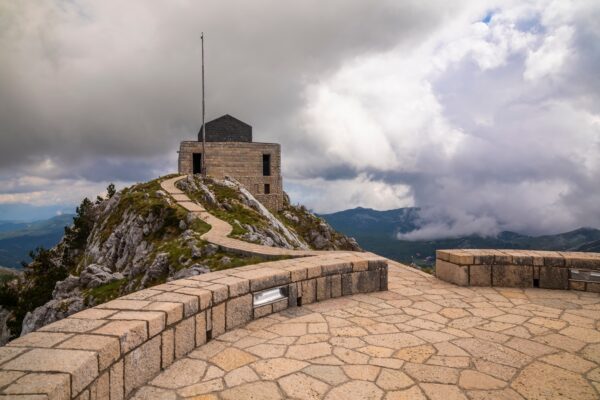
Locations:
262;154;271;176
264;184;271;194
193;153;202;174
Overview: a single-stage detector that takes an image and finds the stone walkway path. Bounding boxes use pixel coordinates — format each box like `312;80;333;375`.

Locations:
134;261;600;400
161;176;325;257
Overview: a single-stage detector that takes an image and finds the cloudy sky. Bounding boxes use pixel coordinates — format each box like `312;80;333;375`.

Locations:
1;0;599;238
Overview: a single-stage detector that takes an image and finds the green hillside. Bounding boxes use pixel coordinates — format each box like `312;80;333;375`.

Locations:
0;215;74;269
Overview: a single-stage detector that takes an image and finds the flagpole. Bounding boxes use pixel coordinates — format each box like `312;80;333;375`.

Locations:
201;32;206;177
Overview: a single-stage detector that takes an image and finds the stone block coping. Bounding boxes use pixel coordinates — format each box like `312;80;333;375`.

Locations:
0;252;388;399
436;249;600;291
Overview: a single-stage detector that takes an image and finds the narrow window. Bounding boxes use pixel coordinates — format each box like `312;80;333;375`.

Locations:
193;153;202;175
264;184;271;194
262;154;271;176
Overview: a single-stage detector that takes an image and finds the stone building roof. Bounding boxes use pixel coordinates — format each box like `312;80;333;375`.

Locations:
198;114;252;142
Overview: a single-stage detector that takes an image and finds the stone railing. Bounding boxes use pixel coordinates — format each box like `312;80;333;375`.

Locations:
0;252;387;399
436;249;600;291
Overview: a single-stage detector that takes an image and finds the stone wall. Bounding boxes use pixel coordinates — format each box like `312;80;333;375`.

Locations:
0;253;388;399
436;249;600;291
178;141;283;211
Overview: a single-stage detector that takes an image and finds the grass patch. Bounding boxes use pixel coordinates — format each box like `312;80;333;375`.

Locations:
156;238;193;272
189;218;211;236
210;183;239;201
208;254;291;272
180;177;269;239
0;272;17;285
99;177;184;243
84;279;126;304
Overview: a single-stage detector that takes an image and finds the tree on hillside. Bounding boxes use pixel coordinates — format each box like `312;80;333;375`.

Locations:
107;183;116;199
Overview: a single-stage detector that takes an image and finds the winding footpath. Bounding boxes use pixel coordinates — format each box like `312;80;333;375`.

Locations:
161;175;327;258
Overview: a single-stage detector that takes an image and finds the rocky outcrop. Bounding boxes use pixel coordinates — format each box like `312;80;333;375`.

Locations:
138;253;169;288
5;175;360;338
79;264;124;289
21;297;84;336
0;308;12;346
279;203;361;252
221;178;308;249
85;199;158;278
168;264;210;281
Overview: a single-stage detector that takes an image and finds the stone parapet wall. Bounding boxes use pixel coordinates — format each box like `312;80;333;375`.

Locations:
436;249;600;291
0;253;388;399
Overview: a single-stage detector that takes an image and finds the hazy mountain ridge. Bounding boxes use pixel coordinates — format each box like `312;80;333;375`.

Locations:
0;215;74;269
321;207;600;267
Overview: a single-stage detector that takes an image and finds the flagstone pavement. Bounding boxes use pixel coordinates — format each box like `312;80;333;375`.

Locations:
133;260;600;400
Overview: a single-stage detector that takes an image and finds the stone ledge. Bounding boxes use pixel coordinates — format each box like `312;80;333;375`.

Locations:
436;249;600;290
0;253;387;400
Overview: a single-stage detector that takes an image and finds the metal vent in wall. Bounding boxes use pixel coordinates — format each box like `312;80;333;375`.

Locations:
570;269;600;282
253;286;288;307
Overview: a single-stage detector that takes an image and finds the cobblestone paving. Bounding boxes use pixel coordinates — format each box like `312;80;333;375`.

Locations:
134;262;600;400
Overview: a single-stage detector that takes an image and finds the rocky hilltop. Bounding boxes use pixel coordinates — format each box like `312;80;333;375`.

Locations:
0;175;359;344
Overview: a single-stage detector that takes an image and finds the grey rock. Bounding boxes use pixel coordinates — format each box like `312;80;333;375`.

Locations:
242;232;275;247
181;229;197;242
168;264;210;281
242;223;255;233
220;256;232;266
198;182;218;207
203;244;219;257
178;255;190;266
282;211;299;223
139;253;170;287
186;212;196;226
80;264;123;289
53;275;81;299
191;245;202;259
311;233;330;250
179;220;187;230
0;307;13;346
21;297;84;336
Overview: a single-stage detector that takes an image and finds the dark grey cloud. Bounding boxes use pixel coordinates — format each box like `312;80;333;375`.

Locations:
0;0;446;176
1;1;600;239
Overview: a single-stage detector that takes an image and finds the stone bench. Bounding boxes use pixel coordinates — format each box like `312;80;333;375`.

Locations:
0;252;387;399
436;249;600;291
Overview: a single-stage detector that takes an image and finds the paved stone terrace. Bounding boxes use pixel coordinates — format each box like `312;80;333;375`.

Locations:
135;261;600;400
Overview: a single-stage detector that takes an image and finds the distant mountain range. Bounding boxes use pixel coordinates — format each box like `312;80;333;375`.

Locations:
320;207;600;267
0;215;74;269
3;207;600;271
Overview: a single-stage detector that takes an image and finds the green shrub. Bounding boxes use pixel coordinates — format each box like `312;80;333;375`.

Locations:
85;279;126;304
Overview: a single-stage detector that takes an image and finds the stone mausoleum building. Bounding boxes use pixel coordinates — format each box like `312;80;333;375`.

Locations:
178;114;283;211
